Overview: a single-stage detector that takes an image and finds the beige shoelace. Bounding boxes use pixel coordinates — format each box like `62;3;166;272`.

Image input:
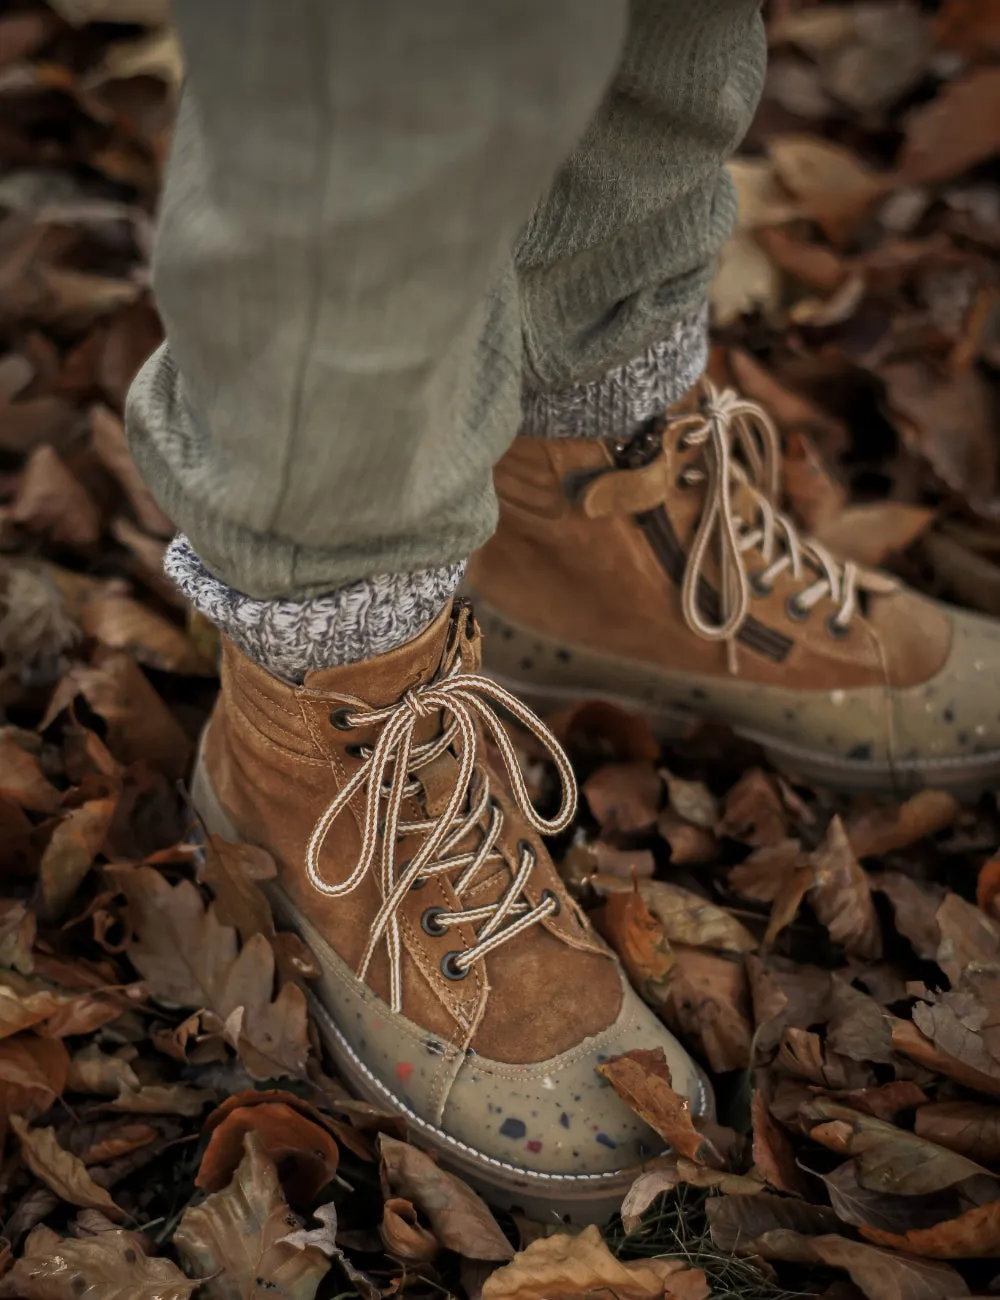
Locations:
673;380;859;671
305;667;576;1013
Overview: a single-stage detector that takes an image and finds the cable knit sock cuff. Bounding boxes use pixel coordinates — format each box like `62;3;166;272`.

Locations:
520;302;708;440
165;536;465;682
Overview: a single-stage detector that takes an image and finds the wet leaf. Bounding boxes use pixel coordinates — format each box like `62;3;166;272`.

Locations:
378;1134;513;1261
10;1116;123;1220
807;817;882;959
595;1048;722;1165
174;1132;330;1300
0;1223;196;1300
197;1102;339;1207
481;1223;708;1300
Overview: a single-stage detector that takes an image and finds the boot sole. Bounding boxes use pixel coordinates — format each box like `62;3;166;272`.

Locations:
190;748;705;1224
470;596;1000;797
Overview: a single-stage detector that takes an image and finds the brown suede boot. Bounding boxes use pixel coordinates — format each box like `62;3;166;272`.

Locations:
191;602;710;1221
467;381;1000;794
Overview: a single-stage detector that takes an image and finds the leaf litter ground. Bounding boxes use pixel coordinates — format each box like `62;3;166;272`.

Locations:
2;1;1000;1297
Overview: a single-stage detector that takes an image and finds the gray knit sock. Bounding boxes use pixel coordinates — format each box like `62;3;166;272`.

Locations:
165;535;464;682
520;302;708;441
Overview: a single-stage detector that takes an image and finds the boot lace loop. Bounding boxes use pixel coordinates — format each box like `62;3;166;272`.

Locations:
674;380;858;668
305;668;576;1013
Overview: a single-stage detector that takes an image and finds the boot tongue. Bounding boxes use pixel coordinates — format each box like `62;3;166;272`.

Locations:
303;601;456;707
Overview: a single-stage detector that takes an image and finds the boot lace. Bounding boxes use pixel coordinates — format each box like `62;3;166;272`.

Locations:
305;666;576;1013
673;379;859;669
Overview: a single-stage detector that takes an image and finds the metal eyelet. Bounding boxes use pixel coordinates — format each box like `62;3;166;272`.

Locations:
440;951;469;981
826;614;849;640
540;888;561;917
517;838;536;865
749;572;772;599
421;906;447;936
346;743;365;759
329;706;354;730
785;595;810;623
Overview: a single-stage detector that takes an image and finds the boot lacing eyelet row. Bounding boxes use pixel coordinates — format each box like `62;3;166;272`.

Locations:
309;669;576;1010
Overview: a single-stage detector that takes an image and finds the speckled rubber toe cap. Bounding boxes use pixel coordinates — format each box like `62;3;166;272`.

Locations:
268;881;710;1184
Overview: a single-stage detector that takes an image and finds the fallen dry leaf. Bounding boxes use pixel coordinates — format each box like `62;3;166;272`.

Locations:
596;1048;722;1165
89;404;173;538
892;1017;1000;1101
769;133;886;233
11;445;102;548
199;834;277;945
870;872;944;961
814;503;935;567
481;1223;708;1300
0;1034;68;1123
934;890;1000;985
656;808;718;864
914;1101;1000;1163
197;1101;339;1208
660;770;720;829
899;65;1000;184
108;1081;216;1117
848;790;960;859
379;1134;512;1261
38;796;117;921
10;1116;123;1220
0;728;60;812
978;856;1000;921
592;876;756;954
66;1043;139;1096
380;1197;439;1265
175;1132;329;1300
0;1223;195;1300
808;816;882;959
0;898;36;975
600;885;674;1003
582;762;661;832
77;1120;160;1165
716;767;788;846
80;595;213;676
665;946;753;1074
801;1098;996;1195
117;866;309;1080
751;1090;807;1196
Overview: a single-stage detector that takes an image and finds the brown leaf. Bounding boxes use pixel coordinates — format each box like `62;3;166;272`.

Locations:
545;701;660;763
0;1034;68;1124
593;876;756;953
77;1120;160;1166
934;0;1000;57
717;768;788;846
0;977;67;1040
934;891;1000;986
781;428;847;541
0;1223;196;1300
11;445;102;547
665;946;752;1074
592;841;655;879
834;1081;929;1123
117;866;309;1080
44;652;191;784
747;953;832;1056
378;1134;512;1261
800;1098;996;1195
660;771;720;829
10;1116;124;1220
90;404;173;538
600;886;674;1002
197;1102;338;1207
826;980;895;1065
200;835;277;945
596;1049;722;1165
0;728;60;813
656;808;718;864
582;762;661;832
807;816;881;959
978;857;1000;922
814;503;935;568
620;1163;764;1234
380;1197;439;1264
80;595;214;675
892;1017;1000;1101
860;1198;1000;1259
481;1223;708;1300
0;899;36;975
899;65;1000;184
729;839;804;903
203;1088;372;1166
38;796;117;921
175;1132;330;1300
768;134;886;234
882;362;998;513
914;1101;1000;1163
751;1090;807;1196
66;1043;140;1096
870;873;943;962
108;1081;216;1117
848;791;960;859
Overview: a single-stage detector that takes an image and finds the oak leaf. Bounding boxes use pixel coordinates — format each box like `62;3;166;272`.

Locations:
0;1223;196;1300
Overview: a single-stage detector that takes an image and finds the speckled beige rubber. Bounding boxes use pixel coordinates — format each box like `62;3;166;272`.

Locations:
191;752;713;1223
472;596;1000;796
